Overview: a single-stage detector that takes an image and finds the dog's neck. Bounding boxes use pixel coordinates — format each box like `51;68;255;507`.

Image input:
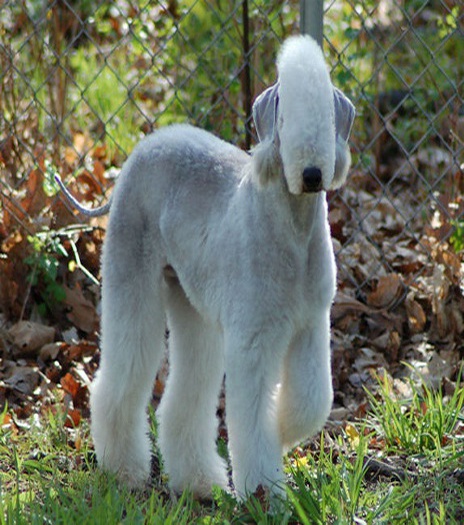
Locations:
288;191;325;238
282;191;326;247
248;175;326;242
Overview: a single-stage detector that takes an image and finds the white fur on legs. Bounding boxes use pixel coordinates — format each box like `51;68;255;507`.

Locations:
157;279;228;498
90;223;166;489
224;326;291;498
277;313;333;451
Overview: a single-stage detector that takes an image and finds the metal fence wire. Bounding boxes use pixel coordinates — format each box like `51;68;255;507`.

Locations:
1;1;463;350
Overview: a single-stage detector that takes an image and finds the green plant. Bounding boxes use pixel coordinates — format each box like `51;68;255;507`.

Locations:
69;48;142;159
450;220;464;253
325;0;463;184
2;372;464;524
25;229;68;317
287;432;374;524
366;371;464;454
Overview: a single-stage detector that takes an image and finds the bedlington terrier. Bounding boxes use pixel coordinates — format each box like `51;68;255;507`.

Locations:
58;35;355;500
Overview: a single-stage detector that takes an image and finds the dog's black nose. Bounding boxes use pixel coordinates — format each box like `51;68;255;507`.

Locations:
302;167;323;193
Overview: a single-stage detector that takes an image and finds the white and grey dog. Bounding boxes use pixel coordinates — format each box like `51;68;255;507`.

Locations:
58;35;355;499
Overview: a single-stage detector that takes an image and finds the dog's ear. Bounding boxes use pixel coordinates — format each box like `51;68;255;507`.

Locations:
331;88;356;189
251;83;281;186
334;88;355;142
252;83;279;143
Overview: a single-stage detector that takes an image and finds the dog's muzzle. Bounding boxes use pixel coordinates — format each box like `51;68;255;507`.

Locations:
302;167;323;193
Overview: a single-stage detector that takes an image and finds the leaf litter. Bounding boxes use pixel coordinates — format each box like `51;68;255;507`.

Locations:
0;126;463;515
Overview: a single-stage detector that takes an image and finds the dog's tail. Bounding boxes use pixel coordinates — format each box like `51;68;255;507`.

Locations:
55;175;112;217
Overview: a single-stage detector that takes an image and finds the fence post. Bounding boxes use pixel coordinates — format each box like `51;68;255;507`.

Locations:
300;0;324;46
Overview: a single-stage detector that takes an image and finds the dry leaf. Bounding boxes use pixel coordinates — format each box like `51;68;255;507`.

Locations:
367;273;403;309
3;365;40;395
353;347;388;373
332;291;373;321
60;372;81;399
251;484;270;513
64;408;81;428
372;330;401;362
9;321;55;355
427;352;455;388
431;265;450;338
60;372;88;408
39;342;62;361
405;292;426;334
64;285;98;333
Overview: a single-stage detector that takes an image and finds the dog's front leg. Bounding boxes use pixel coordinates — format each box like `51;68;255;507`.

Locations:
276;311;333;450
224;325;290;499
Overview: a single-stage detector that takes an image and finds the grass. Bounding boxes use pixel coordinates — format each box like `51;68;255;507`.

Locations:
1;374;463;524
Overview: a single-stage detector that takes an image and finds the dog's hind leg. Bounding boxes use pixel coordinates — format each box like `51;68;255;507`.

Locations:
90;220;166;489
157;279;228;498
276;312;333;450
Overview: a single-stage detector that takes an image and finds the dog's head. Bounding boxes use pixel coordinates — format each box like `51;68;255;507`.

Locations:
252;35;355;195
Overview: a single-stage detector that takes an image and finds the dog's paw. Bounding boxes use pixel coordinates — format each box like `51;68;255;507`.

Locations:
96;451;151;490
169;478;228;501
115;466;150;490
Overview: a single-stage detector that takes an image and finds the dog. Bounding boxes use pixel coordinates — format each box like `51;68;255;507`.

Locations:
57;35;355;500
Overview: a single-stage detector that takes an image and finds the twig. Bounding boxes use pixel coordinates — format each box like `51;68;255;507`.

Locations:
69;239;100;286
363;457;415;483
19;262;36;322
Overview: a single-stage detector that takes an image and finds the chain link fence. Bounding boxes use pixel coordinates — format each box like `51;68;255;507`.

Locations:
323;0;463;358
1;1;463;353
